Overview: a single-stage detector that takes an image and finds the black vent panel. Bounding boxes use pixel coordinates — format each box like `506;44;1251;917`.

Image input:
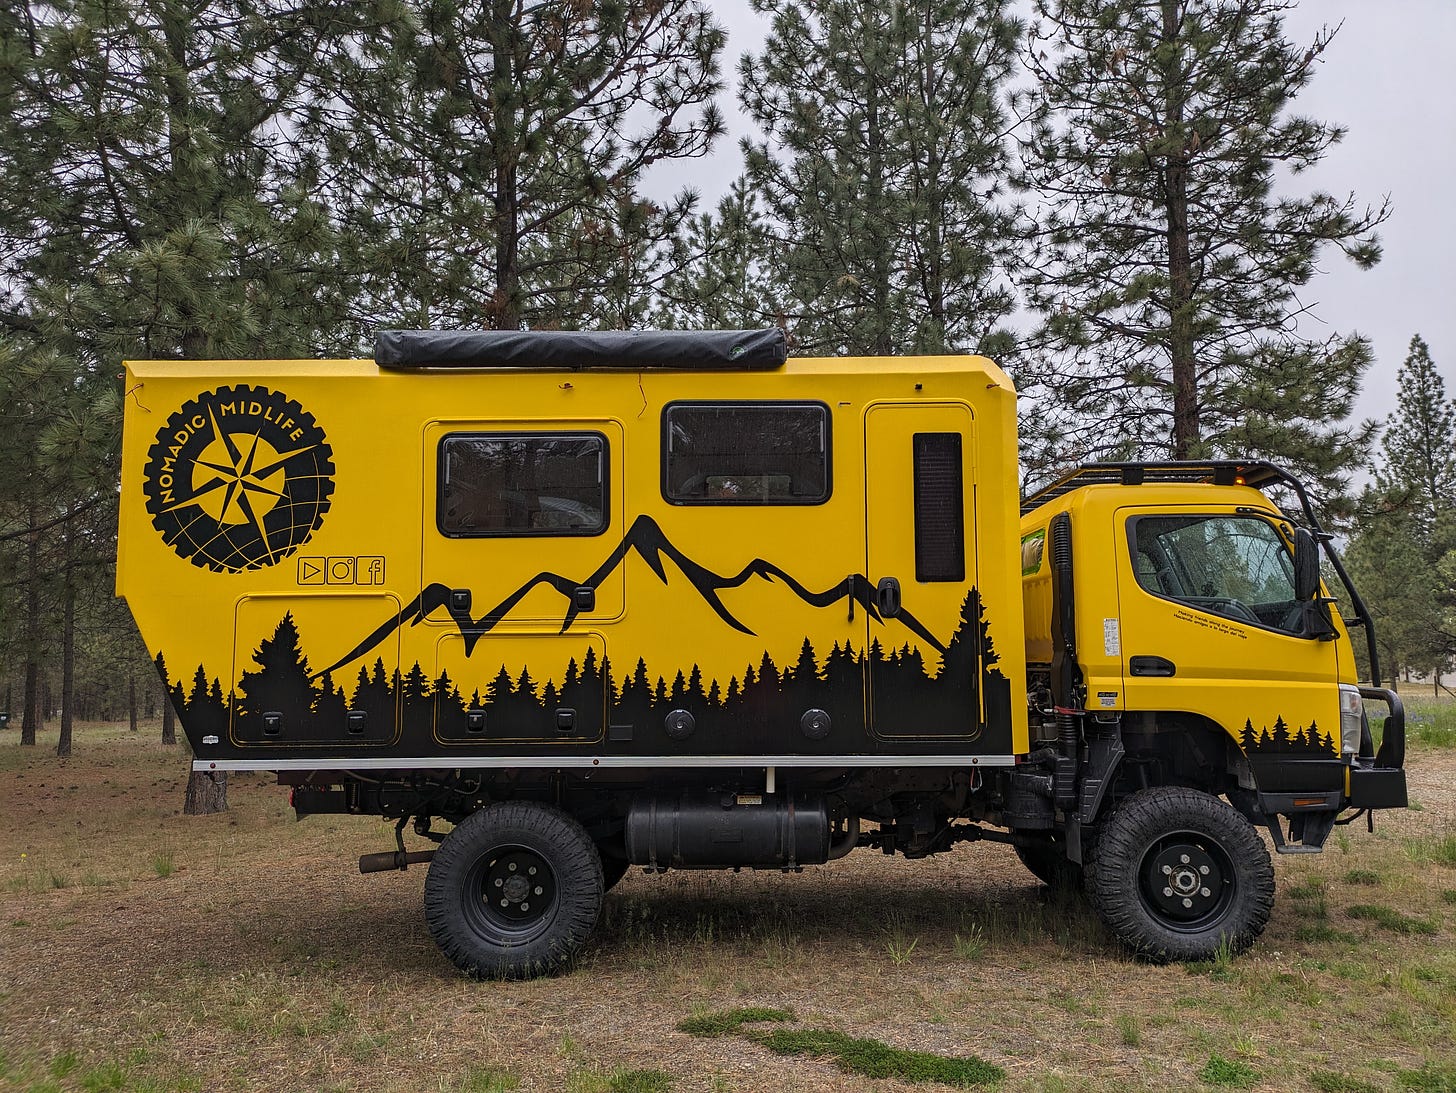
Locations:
913;433;965;582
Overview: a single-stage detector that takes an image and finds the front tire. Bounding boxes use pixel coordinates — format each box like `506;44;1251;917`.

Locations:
1085;786;1273;963
425;801;604;979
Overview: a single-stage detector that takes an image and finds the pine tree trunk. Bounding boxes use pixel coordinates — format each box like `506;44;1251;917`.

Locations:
21;660;38;746
162;690;177;745
20;504;40;746
184;770;228;814
129;674;138;732
490;1;521;330
1163;0;1198;457
56;562;75;759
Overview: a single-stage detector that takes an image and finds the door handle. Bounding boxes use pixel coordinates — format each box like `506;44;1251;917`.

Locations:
875;576;901;618
1129;655;1176;677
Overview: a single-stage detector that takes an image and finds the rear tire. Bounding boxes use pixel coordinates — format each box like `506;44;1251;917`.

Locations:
425;801;603;979
1086;786;1273;963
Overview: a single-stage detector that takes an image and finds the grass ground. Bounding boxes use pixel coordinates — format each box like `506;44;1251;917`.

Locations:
1;703;1453;1093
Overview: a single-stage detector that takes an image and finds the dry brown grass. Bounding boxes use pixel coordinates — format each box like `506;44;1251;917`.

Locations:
2;722;1454;1093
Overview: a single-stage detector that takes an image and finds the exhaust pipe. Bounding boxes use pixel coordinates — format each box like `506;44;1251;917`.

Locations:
359;849;435;874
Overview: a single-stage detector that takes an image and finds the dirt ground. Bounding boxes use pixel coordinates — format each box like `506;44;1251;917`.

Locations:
1;724;1453;1093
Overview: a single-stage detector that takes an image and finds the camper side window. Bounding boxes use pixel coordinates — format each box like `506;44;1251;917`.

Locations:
438;433;607;537
662;402;830;504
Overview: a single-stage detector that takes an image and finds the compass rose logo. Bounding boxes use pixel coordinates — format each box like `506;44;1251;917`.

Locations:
144;385;335;572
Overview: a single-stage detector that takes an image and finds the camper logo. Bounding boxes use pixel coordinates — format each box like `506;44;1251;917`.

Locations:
144;385;335;572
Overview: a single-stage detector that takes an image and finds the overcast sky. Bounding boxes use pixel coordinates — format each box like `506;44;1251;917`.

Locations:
648;0;1455;434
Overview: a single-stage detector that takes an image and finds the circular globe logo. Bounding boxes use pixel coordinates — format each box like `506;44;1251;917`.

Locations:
144;385;335;572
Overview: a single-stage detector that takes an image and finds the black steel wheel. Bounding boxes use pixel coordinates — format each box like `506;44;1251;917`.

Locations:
1085;786;1273;963
424;801;603;979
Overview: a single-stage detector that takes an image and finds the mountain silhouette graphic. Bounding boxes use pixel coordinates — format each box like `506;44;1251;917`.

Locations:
315;513;946;678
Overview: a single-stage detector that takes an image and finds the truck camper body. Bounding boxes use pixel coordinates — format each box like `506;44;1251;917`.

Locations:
116;329;1407;977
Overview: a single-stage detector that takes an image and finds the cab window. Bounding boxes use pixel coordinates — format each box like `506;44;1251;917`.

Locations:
438;433;607;537
1130;515;1306;634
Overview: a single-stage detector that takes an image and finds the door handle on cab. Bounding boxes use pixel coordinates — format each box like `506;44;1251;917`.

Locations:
1129;655;1176;677
876;576;901;618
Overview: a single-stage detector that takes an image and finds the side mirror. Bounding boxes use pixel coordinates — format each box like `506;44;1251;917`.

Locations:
1293;528;1337;639
1293;528;1321;601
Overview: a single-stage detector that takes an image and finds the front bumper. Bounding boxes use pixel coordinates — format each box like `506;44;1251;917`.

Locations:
1348;686;1407;809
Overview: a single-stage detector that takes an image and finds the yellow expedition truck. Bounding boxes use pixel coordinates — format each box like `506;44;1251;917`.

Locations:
116;329;1407;977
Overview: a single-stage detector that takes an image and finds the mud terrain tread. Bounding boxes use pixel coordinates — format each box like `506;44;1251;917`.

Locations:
1086;786;1274;963
424;801;603;979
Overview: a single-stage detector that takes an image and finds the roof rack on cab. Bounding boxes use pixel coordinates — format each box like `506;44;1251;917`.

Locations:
1020;459;1296;517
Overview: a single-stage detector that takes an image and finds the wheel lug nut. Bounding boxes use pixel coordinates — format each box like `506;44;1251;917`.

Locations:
1162;865;1172;875
1182;898;1193;908
521;902;530;911
534;886;543;895
494;879;503;887
1163;887;1173;897
528;867;537;875
1180;854;1190;864
1200;887;1211;897
1199;865;1209;875
509;863;517;871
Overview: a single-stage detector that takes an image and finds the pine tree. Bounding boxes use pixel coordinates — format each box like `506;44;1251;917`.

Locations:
656;178;781;329
1375;336;1456;538
1;1;373;805
1015;0;1387;490
236;614;316;732
1346;335;1456;685
740;0;1021;354
308;0;724;332
0;2;358;359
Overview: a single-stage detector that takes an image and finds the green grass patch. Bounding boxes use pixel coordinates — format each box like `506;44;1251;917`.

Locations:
1404;833;1456;868
1186;939;1239;981
567;1069;674;1093
606;1071;673;1093
1198;1053;1259;1087
752;1027;1003;1087
453;1064;519;1092
1397;1061;1456;1092
81;1060;129;1091
1343;869;1381;886
1392;700;1456;750
1310;1070;1380;1093
676;1006;793;1038
1294;923;1353;944
1115;1013;1141;1047
952;922;987;960
1346;903;1439;935
1441;890;1456;905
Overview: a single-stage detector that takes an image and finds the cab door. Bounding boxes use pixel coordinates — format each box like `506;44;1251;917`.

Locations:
1115;507;1342;773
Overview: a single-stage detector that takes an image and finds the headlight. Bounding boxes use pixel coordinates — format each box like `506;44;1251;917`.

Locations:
1339;684;1364;759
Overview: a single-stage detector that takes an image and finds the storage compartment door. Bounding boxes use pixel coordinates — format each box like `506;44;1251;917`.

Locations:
231;593;401;746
